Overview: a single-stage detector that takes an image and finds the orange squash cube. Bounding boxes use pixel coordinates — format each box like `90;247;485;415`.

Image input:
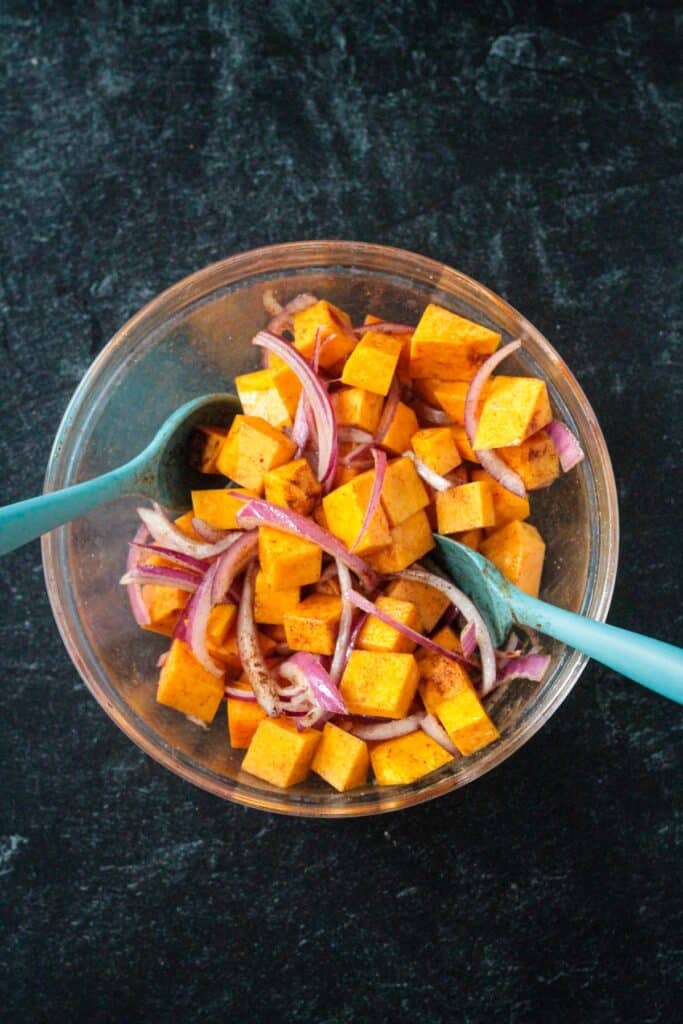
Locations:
311;722;369;792
379;457;430;527
331;386;384;434
371;730;454;785
429;625;462;653
367;509;435;573
471;468;530;528
419;651;475;715
253;570;300;625
435;481;495;534
341;331;403;396
191;425;229;474
141;585;189;637
357;596;422;654
207;603;237;645
293;300;356;369
207;628;276;678
413;377;447;406
191;487;257;530
456;528;484;550
497;429;560;490
156;639;224;723
410;427;462;476
418;651;499;755
258;526;322;589
283;593;342;656
235;368;299;429
386;578;450;632
241;718;322;788
379;401;419;456
322;474;391;557
173;511;204;540
340;651;419;719
227;684;266;749
451;425;479;464
263;458;322;517
216;415;296;492
480;520;546;597
409;303;501;380
473;376;552;450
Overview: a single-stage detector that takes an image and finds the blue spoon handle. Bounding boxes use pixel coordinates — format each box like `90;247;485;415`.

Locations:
511;590;683;703
0;458;142;556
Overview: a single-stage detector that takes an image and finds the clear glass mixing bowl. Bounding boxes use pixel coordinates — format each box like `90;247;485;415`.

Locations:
42;241;619;816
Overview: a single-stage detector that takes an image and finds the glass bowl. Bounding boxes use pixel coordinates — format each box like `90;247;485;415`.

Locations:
42;241;619;816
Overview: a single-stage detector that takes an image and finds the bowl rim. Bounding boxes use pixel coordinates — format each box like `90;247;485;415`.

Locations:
42;240;619;816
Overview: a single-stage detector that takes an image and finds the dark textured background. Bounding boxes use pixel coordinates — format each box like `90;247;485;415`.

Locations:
1;2;681;1022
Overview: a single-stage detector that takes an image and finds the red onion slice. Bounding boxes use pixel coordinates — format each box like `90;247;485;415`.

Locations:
291;392;310;451
344;590;469;666
330;560;353;686
137;503;242;560
497;652;551;686
420;713;458;756
545;420;585;472
412;399;453;426
236;498;378;591
395;566;497;695
280;651;348;719
265;292;319;335
402;450;452;492
353;321;414;337
191;517;229;544
461;621;477;659
186;562;223;677
225;685;257;703
350;712;424;741
252;330;337;485
130;542;210;574
125;524;151;626
374;376;400;444
338;427;375;444
237;562;279;716
464;340;527;499
156;651;169;669
211;530;259;604
350;448;387;552
120;564;201;591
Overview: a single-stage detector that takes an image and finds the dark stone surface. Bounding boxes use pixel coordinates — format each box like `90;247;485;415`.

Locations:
0;2;681;1022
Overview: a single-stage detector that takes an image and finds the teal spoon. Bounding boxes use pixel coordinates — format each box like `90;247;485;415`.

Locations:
433;534;683;704
0;393;241;557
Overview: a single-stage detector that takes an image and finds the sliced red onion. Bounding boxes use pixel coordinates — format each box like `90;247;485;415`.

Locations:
546;420;585;472
344;590;469;666
236;498;378;591
339;443;373;467
402;450;452;492
130;542;210;574
120;564;201;591
396;566;497;695
350;712;424;741
186;562;223;677
374;376;400;444
211;530;259;604
353;321;413;337
461;621;477;659
137;503;242;560
262;289;283;317
237;562;279;716
225;684;258;703
280;651;348;728
350;448;387;552
285;293;320;314
292;392;310;452
125;523;151;627
156;651;169;669
497;652;551;685
265;292;318;335
338;427;374;444
464;340;527;499
412;399;453;426
420;713;458;755
312;326;324;375
330;560;353;685
252;330;337;485
191;517;229;544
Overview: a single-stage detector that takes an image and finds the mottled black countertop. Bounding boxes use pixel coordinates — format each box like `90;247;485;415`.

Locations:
0;3;681;1022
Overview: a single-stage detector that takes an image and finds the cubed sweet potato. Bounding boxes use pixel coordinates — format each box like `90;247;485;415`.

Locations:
473;376;552;450
370;731;453;785
156;639;224;723
216;415;297;491
435;481;495;534
241;718;322;787
331;386;384;434
497;429;560;490
479;520;546;597
293;300;356;369
311;722;369;792
357;596;422;654
410;427;462;476
263;458;322;517
340;651;419;718
283;593;342;656
341;331;403;396
253;570;300;625
386;578;450;632
409;304;501;380
258;526;322;589
191;487;257;530
367;509;435;573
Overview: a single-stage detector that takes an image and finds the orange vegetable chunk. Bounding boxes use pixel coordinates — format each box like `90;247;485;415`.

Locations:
216;415;296;492
331;386;384;434
357;596;422;654
283;593;342;656
479;520;546;597
367;509;435;573
258;526;322;589
497;429;560;490
253;570;300;625
471;468;530;527
191;425;229;474
386;578;450;632
293;300;356;369
410;427;462;476
473;376;552;450
191;487;257;530
380;401;419;455
241;718;322;788
141;584;189;637
156;639;224;723
371;731;453;785
341;331;403;396
264;458;322;517
227;683;266;749
340;651;419;718
409;303;501;380
312;722;369;792
435;481;495;533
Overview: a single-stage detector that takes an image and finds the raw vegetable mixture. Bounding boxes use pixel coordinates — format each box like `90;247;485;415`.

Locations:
122;294;583;792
